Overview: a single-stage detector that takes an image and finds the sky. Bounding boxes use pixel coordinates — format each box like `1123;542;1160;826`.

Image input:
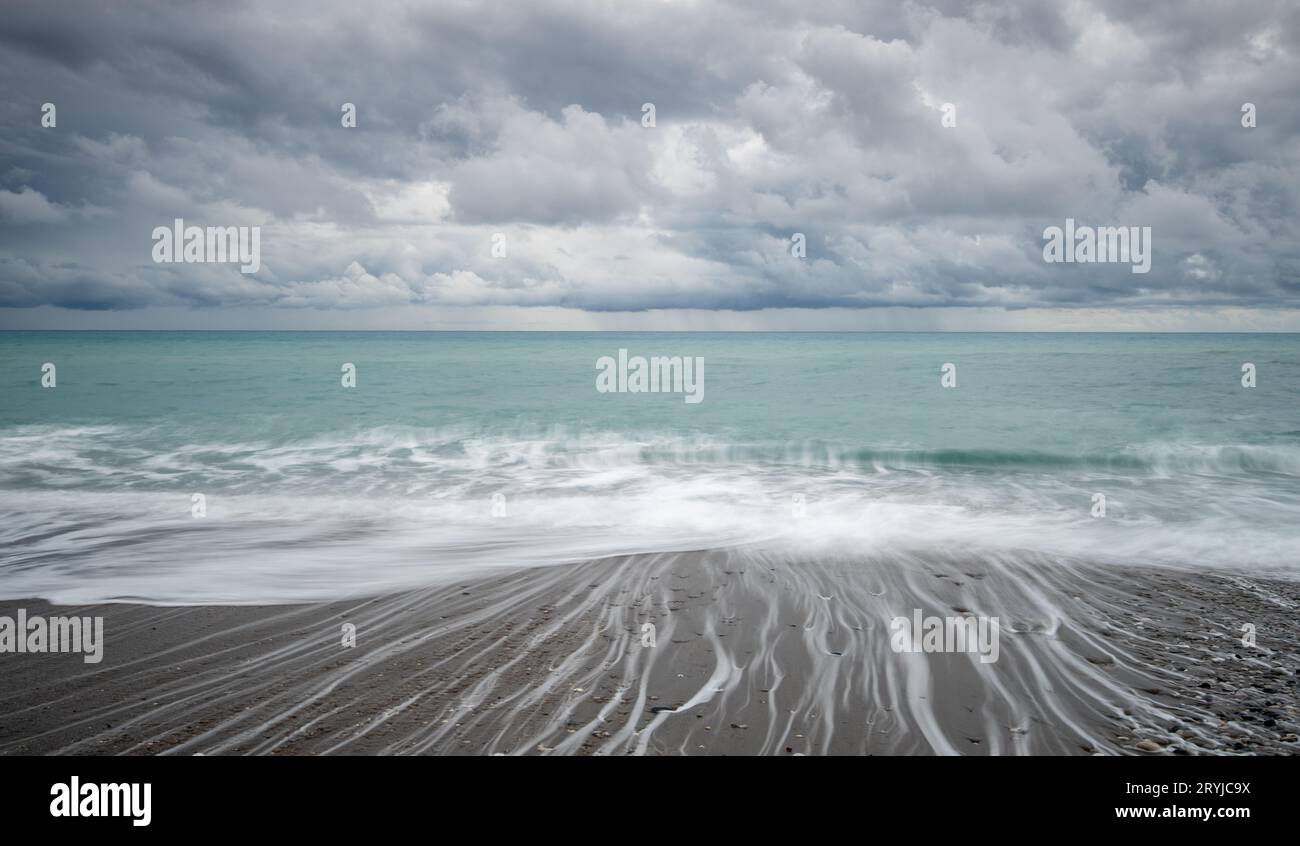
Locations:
1;0;1298;330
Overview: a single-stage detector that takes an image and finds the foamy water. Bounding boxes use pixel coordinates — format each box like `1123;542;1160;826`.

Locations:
1;331;1298;604
1;424;1299;603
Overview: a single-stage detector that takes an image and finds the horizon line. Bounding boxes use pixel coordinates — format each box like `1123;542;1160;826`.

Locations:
2;328;1299;335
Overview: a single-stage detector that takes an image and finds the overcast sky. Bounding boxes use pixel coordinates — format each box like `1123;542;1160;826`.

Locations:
1;0;1297;330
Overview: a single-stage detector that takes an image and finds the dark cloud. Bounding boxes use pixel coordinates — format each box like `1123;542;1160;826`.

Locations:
0;0;1297;323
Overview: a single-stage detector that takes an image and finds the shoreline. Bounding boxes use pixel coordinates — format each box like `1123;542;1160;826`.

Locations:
1;551;1297;755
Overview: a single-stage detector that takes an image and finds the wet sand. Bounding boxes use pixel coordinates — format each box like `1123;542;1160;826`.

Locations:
1;549;1297;755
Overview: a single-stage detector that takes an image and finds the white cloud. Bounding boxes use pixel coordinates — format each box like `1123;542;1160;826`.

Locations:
0;188;67;224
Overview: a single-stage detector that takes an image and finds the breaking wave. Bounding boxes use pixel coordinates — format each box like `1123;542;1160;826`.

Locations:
1;424;1298;604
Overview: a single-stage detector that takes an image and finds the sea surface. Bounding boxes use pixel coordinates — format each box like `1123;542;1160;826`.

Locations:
1;331;1297;604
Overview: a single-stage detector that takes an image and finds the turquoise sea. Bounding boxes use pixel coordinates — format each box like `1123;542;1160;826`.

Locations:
1;331;1298;603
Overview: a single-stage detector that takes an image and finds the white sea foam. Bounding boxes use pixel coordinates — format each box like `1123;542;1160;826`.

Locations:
0;425;1298;604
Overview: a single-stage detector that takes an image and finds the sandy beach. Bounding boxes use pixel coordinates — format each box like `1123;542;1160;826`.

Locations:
2;550;1297;756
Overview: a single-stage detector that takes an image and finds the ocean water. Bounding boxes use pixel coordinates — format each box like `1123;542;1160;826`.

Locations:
1;331;1298;604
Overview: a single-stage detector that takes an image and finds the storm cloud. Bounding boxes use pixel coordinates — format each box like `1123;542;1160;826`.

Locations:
1;0;1297;327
